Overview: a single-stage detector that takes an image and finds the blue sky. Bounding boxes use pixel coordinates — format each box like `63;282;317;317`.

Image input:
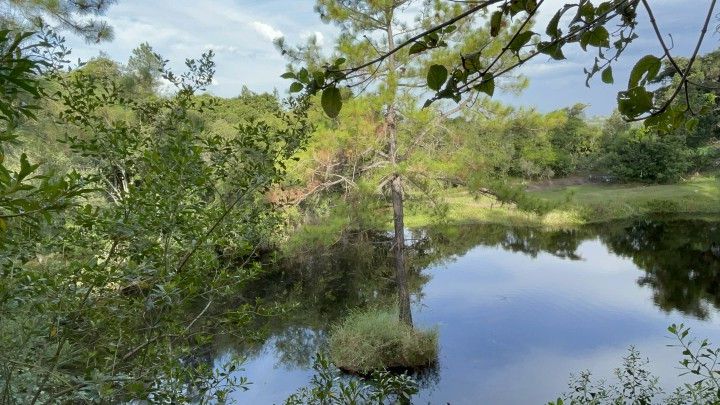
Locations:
66;0;719;117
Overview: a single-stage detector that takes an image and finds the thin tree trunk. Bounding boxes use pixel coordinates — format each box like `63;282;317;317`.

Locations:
384;14;412;326
391;172;413;326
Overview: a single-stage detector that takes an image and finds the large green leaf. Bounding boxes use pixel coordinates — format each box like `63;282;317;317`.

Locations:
321;86;342;118
289;82;304;93
427;64;448;91
628;55;661;88
601;66;614;84
580;26;610;50
538;41;566;60
509;31;534;54
490;11;503;37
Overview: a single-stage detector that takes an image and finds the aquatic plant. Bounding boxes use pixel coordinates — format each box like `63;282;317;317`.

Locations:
328;309;438;373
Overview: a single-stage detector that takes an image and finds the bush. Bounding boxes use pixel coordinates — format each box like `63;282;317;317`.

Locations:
328;309;438;373
602;129;691;183
285;354;418;405
549;324;720;405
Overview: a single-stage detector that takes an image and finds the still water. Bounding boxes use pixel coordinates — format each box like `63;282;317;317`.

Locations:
218;217;720;404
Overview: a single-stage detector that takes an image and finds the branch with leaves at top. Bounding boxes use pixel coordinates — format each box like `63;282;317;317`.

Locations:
283;0;717;133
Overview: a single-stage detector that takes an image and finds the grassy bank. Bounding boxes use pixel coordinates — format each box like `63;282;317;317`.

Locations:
283;174;720;250
404;174;720;229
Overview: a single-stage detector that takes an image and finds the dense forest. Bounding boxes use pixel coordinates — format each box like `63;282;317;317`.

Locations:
1;0;720;403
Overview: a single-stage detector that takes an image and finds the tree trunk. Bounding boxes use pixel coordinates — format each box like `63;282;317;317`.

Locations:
384;11;412;327
387;102;412;326
391;172;413;326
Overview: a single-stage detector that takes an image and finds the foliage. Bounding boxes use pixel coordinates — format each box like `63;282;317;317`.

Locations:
0;0;116;43
557;347;662;404
285;353;418;405
328;308;438;373
0;27;311;403
289;1;717;135
549;104;603;176
0;29;89;235
602;128;691;183
549;324;720;404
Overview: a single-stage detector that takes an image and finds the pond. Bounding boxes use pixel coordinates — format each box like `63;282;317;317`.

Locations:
215;217;720;404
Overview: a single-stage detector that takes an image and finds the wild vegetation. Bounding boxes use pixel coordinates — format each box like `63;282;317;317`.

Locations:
1;0;720;403
328;309;438;373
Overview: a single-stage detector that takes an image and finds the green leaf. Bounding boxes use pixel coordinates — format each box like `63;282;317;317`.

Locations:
546;11;561;38
289;82;304;93
475;74;495;96
490;11;503;37
280;72;296;79
312;71;325;86
297;68;310;84
601;66;614;84
578;2;595;20
538;41;565;60
321;86;342;118
596;1;613;16
427;64;448;91
618;86;654;118
18;153;38;181
509;31;534;54
409;42;427;55
580;26;610;50
628;55;661;88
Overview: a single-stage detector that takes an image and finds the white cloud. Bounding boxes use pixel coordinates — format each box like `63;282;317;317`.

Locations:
63;0;709;113
313;31;324;46
251;21;283;41
203;43;240;54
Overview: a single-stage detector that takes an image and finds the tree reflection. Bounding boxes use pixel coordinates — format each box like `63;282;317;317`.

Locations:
211;217;720;381
598;219;720;319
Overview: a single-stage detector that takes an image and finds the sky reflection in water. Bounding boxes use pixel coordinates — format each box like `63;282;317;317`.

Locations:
227;219;720;404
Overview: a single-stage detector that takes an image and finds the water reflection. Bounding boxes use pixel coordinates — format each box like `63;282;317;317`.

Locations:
221;216;720;403
600;219;720;319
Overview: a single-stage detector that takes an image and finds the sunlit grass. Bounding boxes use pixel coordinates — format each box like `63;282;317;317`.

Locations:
285;174;720;249
404;174;720;228
328;308;438;373
534;174;720;222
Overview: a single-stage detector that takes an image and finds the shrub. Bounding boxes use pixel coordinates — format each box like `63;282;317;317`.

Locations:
285;354;418;405
602;129;691;183
328;309;438;373
549;324;720;405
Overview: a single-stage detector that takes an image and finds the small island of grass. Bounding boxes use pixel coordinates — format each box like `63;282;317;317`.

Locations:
328;309;439;374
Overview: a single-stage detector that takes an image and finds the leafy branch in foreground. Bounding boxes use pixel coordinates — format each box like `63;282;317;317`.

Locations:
285;353;418;405
549;324;720;404
0;29;89;232
1;27;313;402
284;0;717;132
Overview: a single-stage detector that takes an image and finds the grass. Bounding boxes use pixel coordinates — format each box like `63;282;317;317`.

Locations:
535;174;720;218
328;308;438;374
404;191;585;229
282;174;720;250
404;174;720;229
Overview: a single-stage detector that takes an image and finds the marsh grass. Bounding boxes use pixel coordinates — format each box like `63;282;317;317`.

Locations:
328;309;438;374
405;174;720;228
284;175;720;251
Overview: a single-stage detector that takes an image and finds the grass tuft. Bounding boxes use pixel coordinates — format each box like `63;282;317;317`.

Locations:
328;308;438;374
